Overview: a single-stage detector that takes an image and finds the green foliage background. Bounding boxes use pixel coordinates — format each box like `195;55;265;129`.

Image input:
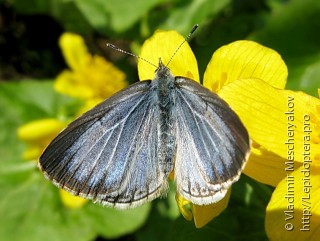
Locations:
0;0;319;240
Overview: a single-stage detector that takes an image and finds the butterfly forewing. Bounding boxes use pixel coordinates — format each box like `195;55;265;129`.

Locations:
173;77;250;205
39;80;169;208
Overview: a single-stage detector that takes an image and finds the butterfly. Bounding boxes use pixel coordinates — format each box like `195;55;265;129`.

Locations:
39;27;250;209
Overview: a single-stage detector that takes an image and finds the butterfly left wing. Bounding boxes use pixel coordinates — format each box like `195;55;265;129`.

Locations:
39;81;169;209
173;77;250;205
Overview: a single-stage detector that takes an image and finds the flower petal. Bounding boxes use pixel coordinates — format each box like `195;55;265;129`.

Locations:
192;188;231;228
55;56;127;101
22;145;43;161
78;98;105;115
59;32;91;71
55;70;95;99
138;30;199;82
17;119;66;142
218;78;320;162
204;40;288;92
18;119;68;161
87;55;127;99
59;189;88;209
176;189;231;228
243;143;300;187
265;164;320;240
176;194;193;221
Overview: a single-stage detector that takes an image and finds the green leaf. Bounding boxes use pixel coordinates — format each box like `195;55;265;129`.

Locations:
0;80;70;121
84;203;151;239
299;60;320;97
0;171;96;241
159;0;231;36
0;156;150;241
138;176;269;241
0;166;151;241
0;80;151;241
74;0;165;33
11;0;93;34
0;81;57;169
250;0;320;94
252;0;320;56
12;0;56;14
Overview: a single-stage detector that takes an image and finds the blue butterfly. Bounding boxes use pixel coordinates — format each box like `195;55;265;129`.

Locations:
39;27;250;209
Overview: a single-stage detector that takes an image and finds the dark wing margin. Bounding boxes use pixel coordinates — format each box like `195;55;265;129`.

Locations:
173;77;250;205
39;80;169;209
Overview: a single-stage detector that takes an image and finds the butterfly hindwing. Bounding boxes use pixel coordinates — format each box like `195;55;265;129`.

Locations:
173;77;250;205
39;80;169;208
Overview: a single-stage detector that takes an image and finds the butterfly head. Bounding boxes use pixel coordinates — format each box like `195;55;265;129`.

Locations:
155;58;173;80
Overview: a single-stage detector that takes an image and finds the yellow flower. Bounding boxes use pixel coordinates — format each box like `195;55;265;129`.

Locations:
219;79;320;183
17;119;67;161
59;189;88;209
204;40;319;186
139;31;253;228
55;32;128;112
138;30;199;82
199;39;320;235
265;93;320;241
214;42;320;240
265;164;320;240
138;29;320;229
17;118;88;208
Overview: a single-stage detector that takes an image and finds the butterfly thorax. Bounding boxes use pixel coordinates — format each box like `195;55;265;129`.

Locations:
154;60;175;106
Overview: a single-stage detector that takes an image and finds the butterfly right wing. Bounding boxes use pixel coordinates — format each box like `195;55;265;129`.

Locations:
173;77;250;205
39;80;168;209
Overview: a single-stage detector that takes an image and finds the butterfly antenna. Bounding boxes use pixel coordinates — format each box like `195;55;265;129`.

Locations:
106;43;158;68
166;24;199;67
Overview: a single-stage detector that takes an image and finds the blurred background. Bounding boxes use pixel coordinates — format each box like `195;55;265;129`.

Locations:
0;0;319;241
